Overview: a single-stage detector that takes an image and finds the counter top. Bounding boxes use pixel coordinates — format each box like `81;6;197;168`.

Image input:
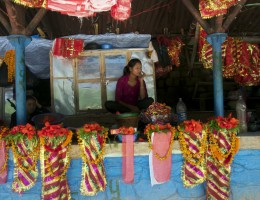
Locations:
70;132;260;158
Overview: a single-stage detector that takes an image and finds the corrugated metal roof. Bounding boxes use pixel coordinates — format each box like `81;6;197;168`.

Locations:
0;0;259;38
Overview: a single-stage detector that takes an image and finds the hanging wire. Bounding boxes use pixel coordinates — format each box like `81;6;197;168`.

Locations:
130;0;177;18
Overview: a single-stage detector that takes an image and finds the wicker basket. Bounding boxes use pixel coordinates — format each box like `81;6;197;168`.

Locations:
32;113;64;129
116;113;139;128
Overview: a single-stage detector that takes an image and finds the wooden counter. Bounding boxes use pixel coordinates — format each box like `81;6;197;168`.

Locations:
70;131;260;158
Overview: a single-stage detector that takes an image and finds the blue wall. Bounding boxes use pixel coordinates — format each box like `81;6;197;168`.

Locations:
1;150;260;200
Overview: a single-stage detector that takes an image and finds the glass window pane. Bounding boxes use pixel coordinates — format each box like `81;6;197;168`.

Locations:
78;56;100;79
53;79;75;115
106;81;117;101
78;82;102;109
144;76;155;100
105;55;126;78
53;56;74;77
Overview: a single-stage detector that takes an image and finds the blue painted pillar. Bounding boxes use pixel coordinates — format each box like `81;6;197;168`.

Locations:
8;35;31;125
207;33;227;117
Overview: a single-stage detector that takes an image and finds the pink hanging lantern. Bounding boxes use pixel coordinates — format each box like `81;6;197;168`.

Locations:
111;0;131;21
89;0;117;12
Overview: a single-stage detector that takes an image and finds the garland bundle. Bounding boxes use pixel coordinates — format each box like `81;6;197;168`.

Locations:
3;124;39;193
206;115;240;200
77;123;108;195
38;122;72;200
178;120;207;187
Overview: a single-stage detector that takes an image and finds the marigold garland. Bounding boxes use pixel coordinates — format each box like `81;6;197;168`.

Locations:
207;114;240;166
77;123;108;196
39;131;72;180
145;123;176;160
178;120;207;166
206;114;240;200
38;122;72;200
3;50;15;83
0;126;9;174
2;124;39;193
177;120;208;187
77;123;108;165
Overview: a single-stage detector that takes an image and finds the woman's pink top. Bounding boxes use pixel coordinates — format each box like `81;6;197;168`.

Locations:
115;75;147;106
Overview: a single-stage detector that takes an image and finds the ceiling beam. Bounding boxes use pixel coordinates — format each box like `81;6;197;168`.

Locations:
0;8;11;33
223;0;247;31
4;0;24;34
25;8;48;36
181;0;213;34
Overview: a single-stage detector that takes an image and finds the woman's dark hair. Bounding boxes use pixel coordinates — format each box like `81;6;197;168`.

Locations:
123;58;141;76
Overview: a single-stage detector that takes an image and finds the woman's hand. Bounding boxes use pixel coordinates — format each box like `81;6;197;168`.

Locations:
138;71;145;82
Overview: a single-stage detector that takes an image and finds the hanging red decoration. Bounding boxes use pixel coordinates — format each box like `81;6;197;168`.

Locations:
111;0;131;21
13;0;46;8
199;0;238;19
167;37;184;67
90;0;117;12
52;38;84;58
199;28;260;86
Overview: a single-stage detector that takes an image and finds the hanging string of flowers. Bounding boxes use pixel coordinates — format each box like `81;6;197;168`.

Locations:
178;120;207;187
38;122;72;200
206;114;240;200
77;123;108;196
207;114;240;166
3;50;15;83
2;123;39;193
0;126;9;175
145;123;176;161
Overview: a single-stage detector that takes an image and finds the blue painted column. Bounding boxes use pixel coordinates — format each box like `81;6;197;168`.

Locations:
206;33;227;117
8;35;31;125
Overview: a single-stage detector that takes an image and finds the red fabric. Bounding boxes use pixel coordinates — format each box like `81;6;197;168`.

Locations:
115;75;147;106
152;132;172;183
122;135;134;184
13;0;46;8
47;0;85;12
0;141;7;184
52;38;84;58
199;0;237;19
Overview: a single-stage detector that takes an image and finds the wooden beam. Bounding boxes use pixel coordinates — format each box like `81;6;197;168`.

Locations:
215;15;224;32
4;0;24;34
223;0;247;31
181;0;213;34
190;22;200;71
239;36;260;44
0;9;11;33
25;8;47;36
15;3;26;28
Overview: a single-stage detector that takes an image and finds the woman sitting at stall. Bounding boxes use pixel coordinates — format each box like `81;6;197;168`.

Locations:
105;58;154;113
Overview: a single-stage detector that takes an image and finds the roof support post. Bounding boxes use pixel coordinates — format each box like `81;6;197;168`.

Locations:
8;35;31;125
207;33;227;117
